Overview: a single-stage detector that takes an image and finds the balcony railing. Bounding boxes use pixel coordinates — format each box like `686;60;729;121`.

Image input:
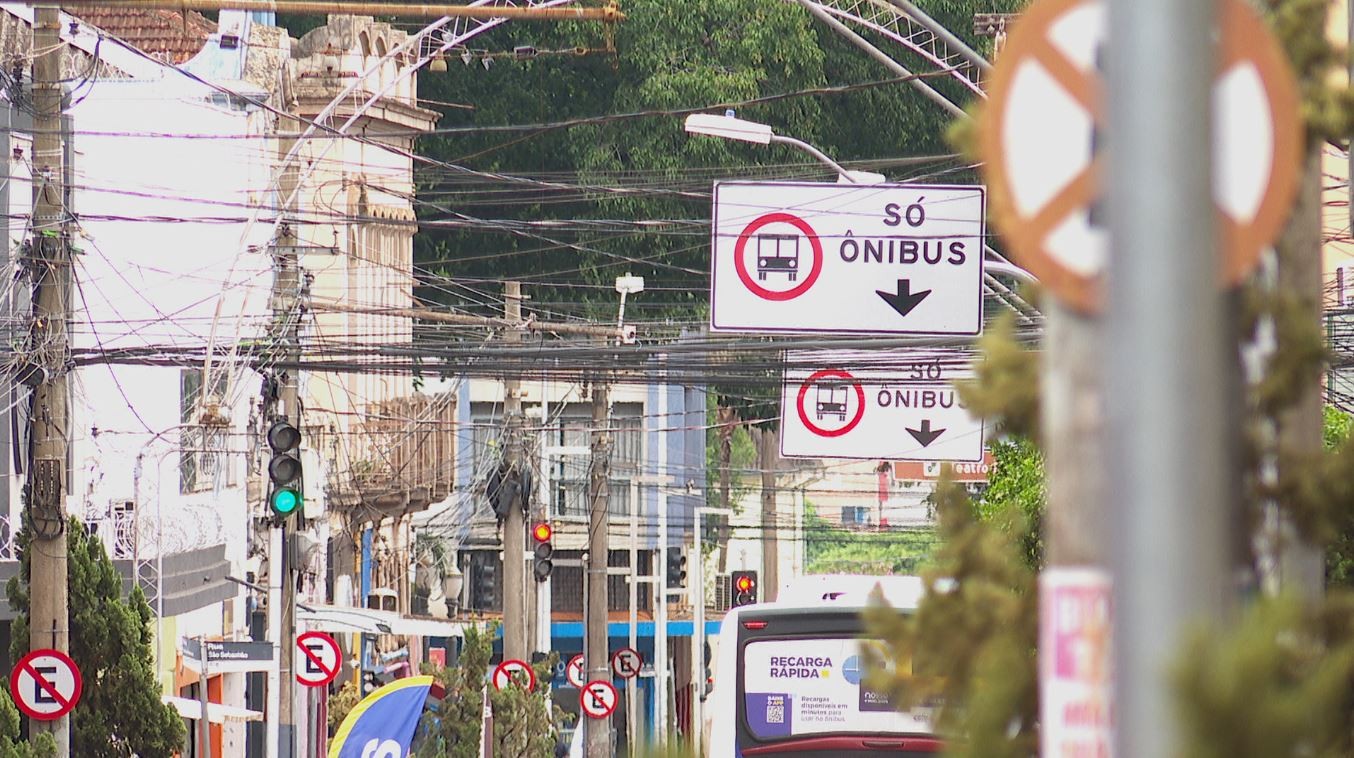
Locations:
333;393;456;515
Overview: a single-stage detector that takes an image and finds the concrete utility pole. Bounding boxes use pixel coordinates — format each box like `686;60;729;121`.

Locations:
502;282;528;663
1274;145;1325;597
1106;1;1229;755
1044;304;1107;564
754;427;780;602
272;223;303;758
585;374;612;758
26;3;71;752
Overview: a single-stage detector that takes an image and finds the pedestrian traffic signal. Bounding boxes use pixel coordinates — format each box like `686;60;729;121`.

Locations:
666;550;687;589
266;419;302;520
532;521;554;582
731;570;758;607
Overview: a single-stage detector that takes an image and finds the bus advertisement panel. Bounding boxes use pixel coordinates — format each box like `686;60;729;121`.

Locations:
741;637;934;740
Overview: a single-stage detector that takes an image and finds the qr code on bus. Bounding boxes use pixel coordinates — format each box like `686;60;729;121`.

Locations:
766;701;785;724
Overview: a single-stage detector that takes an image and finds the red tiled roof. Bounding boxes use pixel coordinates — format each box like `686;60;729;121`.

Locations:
64;6;217;64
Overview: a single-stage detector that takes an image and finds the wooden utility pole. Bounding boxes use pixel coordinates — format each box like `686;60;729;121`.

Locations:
27;4;71;752
502;282;528;662
585;375;612;757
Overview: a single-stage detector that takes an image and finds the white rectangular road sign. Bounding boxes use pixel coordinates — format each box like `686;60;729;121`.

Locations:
780;351;984;461
710;182;986;335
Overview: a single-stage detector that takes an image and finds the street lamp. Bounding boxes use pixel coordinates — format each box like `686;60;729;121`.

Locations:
683;113;886;184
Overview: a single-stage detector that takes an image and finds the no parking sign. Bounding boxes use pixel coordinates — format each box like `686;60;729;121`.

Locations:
10;649;81;721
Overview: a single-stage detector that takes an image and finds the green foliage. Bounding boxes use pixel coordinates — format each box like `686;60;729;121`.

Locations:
1174;594;1354;758
6;518;185;758
864;477;1036;757
803;503;937;574
957;314;1040;440
974;438;1045;570
417;625;564;758
411;0;1014;323
327;679;362;735
0;681;55;757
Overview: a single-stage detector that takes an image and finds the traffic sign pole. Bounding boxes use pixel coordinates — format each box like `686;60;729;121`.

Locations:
1106;0;1232;755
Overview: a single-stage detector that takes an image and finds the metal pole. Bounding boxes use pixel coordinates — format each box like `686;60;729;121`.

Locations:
61;0;624;20
198;636;212;758
628;481;638;756
502;282;528;662
788;0;966;118
585;376;613;757
654;382;670;746
691;507;731;751
267;525;284;758
1106;1;1226;756
27;4;70;752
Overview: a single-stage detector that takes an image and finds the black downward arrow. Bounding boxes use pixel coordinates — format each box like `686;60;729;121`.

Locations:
906;419;946;447
876;279;931;318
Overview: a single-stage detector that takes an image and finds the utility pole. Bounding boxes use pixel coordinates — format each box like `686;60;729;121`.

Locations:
1106;1;1228;755
502;282;528;662
271;224;302;758
585;372;612;758
754;426;779;602
1273;145;1325;597
26;3;71;753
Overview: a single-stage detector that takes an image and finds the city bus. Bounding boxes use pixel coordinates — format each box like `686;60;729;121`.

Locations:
703;575;941;757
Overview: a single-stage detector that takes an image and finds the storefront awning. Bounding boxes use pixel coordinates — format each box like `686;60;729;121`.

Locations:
163;695;263;723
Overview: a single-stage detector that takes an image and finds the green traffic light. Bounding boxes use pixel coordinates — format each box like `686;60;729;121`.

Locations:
271;487;301;516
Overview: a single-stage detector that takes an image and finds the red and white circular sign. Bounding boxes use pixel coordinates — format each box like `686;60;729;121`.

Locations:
492;659;536;691
978;0;1301;312
795;369;866;438
566;654;587;689
580;680;619;719
295;632;341;688
732;212;825;302
610;648;643;680
10;649;81;721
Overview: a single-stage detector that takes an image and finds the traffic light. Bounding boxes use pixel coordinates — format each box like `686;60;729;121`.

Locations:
266;419;302;520
532;521;554;582
731;570;758;607
472;557;499;610
666;550;688;589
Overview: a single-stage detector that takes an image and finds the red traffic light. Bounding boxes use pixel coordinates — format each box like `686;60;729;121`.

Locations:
532;522;553;543
735;575;754;593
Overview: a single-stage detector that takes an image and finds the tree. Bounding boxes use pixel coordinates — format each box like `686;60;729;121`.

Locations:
416;624;563;758
803;503;937;574
6;518;185;758
0;681;55;757
973;437;1045;570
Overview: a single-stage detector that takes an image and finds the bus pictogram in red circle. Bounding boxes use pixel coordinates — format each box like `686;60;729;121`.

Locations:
796;369;866;438
733;212;824;301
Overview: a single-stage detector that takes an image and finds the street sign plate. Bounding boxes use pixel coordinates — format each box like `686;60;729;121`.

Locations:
780;351;984;461
566;654;586;689
295;632;341;688
492;659;536;691
710;182;986;335
11;649;82;721
580;680;619;719
610;648;642;680
978;0;1301;312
